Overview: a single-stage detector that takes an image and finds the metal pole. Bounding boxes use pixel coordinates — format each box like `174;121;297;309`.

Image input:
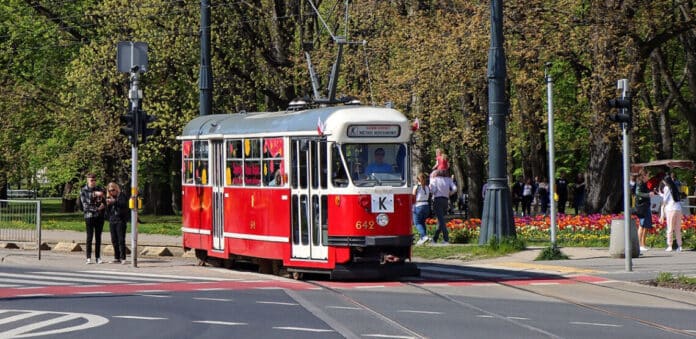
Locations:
37;200;41;260
129;72;140;268
480;0;515;244
545;65;557;246
618;79;632;271
199;0;212;116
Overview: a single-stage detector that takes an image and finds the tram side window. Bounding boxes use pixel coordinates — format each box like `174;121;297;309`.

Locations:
263;138;285;187
244;139;261;186
226;139;243;186
182;141;194;184
182;140;208;185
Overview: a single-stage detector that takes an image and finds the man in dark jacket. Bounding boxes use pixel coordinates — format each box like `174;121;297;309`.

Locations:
80;173;106;264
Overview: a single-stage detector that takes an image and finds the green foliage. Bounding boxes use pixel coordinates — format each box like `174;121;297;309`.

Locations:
535;245;570;261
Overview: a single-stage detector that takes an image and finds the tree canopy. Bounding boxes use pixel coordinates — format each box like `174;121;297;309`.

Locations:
1;0;695;215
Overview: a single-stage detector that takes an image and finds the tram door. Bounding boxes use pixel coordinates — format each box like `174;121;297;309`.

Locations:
211;140;225;251
290;138;328;260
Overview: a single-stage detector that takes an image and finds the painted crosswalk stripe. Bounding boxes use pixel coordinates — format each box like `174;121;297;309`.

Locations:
31;271;181;282
326;306;361;310
84;270;236;281
0;311;42;325
0;272;131;284
0;278;70;286
362;335;416;339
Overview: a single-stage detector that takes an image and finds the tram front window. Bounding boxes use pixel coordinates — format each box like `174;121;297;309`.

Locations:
340;143;407;187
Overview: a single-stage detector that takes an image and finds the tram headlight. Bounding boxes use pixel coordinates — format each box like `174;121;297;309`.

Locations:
376;213;389;227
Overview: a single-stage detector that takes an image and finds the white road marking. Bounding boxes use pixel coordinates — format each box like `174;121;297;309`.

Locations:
397;310;443;315
326;306;361;310
193;320;247;326
137;294;171;298
507;317;529;320
256;301;298;306
273;326;334;332
0;284;19;288
135;290;167;293
684;330;696;333
570;321;622;328
113;315;168;320
0;311;42;325
84;270;236;281
354;285;386;289
529;282;559;286
75;291;113;295
0;272;130;284
14;294;54;298
194;297;233;302
30;271;180;282
362;335;416;339
0;278;70;286
0;310;108;337
195;288;227;291
253;287;284;290
476;315;494;318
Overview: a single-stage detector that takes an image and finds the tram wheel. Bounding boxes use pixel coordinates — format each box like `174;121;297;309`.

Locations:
194;249;207;266
291;272;304;280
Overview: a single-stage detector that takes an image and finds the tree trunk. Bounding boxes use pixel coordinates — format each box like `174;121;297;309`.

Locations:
61;181;77;213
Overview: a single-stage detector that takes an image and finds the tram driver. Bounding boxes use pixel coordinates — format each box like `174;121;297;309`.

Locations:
365;148;393;175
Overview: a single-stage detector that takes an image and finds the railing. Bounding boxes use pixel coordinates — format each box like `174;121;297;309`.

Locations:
0;199;42;259
7;190;38;199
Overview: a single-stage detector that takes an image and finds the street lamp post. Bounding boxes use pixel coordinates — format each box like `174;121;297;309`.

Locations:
479;0;516;244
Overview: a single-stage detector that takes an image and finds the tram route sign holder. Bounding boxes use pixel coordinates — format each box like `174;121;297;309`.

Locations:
117;41;148;268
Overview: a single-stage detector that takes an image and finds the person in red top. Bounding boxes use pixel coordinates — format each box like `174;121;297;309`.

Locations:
432;148;449;171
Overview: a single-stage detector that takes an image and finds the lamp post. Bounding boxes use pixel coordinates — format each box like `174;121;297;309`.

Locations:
479;0;516;244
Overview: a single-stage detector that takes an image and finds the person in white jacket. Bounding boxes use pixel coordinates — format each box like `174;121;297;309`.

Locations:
659;175;683;252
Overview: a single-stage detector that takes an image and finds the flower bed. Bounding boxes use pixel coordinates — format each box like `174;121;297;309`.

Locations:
423;214;696;247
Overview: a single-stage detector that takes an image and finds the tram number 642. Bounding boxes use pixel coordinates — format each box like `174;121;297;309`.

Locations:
355;220;375;230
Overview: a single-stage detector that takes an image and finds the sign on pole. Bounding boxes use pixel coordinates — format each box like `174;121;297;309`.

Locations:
117;42;149;73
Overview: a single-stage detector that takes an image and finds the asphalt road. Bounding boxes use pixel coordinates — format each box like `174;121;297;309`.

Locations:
2;250;696;338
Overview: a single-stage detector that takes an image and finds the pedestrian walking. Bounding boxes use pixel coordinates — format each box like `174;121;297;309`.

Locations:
80;173;106;264
429;170;456;245
412;173;431;245
659;176;683;252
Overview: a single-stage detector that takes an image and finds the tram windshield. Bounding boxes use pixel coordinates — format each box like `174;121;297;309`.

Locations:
338;143;407;187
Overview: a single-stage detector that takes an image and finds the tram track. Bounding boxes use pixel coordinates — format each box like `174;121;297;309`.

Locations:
409;268;696;338
284;270;696;339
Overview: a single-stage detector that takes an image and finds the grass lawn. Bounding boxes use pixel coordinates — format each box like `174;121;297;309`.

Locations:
38;198;181;236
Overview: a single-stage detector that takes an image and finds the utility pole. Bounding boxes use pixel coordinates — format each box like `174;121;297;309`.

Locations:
608;79;633;271
545;63;557;246
117;41;148;268
480;0;515;244
200;0;212;116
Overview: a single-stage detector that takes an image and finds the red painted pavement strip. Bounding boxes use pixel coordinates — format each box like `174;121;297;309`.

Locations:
0;280;316;299
0;275;611;299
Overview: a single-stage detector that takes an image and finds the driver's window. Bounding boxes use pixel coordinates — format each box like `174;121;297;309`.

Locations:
331;144;348;187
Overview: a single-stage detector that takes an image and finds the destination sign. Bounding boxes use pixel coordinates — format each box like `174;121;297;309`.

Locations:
347;125;400;138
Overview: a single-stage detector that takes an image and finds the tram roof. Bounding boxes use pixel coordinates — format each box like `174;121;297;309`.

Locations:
179;105;411;142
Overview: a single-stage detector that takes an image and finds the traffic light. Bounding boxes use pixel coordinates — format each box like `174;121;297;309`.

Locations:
120;110;138;144
607;97;632;127
138;109;157;144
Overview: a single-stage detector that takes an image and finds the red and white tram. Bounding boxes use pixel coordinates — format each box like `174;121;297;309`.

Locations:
178;104;420;279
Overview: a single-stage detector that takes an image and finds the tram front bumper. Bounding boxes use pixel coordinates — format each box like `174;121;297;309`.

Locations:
328;235;413;247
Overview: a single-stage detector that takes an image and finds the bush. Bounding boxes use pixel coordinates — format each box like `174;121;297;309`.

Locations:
535;245;569;261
